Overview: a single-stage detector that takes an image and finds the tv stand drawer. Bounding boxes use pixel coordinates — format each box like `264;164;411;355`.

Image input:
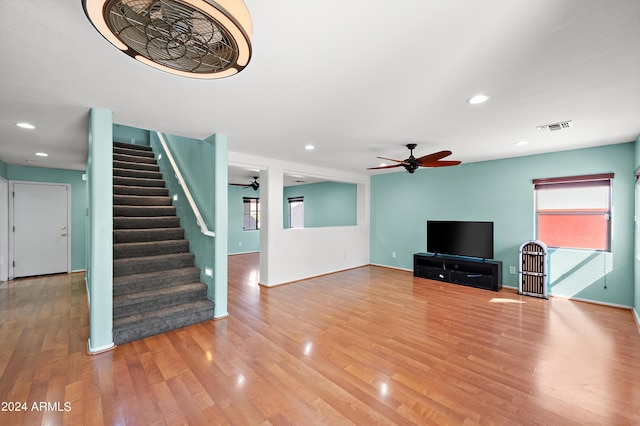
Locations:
413;253;502;292
414;266;450;281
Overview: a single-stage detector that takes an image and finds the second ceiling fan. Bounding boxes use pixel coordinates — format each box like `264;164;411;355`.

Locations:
368;144;461;174
230;176;260;191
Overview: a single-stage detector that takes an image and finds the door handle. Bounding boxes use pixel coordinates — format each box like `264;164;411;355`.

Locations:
61;226;67;237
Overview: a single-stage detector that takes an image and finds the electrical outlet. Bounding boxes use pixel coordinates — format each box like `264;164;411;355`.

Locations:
205;267;213;277
509;266;516;274
392;252;396;258
239;241;242;246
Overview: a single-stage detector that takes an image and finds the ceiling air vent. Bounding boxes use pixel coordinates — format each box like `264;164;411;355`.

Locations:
537;120;573;133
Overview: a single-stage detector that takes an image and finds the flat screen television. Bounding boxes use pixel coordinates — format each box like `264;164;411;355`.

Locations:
427;220;494;259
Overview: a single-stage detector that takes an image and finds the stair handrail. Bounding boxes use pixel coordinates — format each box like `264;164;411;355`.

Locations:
156;131;215;238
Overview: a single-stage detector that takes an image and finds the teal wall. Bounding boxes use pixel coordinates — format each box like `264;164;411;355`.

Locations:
228;185;260;254
86;107;114;352
7;164;87;271
371;142;635;307
283;181;357;228
0;159;7;178
113;123;151;146
151;131;228;317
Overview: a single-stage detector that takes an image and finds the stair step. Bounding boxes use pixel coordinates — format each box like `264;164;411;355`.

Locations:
114;227;184;243
114;239;190;259
114;282;208;319
113;160;160;172
113;252;195;276
111;140;214;345
113;300;215;345
114;216;181;229
113;185;169;196
114;176;166;187
113;194;173;206
114;141;153;152
114;153;157;165
113;267;201;296
114;205;176;217
113;145;155;158
114;168;163;180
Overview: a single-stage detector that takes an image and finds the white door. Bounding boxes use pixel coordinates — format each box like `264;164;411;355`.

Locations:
11;182;70;278
0;178;8;281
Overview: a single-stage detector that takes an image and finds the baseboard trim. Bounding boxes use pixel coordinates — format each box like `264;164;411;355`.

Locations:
228;251;259;256
259;264;370;288
549;293;632;310
214;313;230;320
86;339;115;355
369;263;413;273
633;308;640;335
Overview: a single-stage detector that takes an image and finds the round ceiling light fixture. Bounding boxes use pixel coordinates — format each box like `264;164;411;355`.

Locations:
82;0;252;79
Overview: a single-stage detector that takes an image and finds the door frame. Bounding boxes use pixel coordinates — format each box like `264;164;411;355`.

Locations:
0;177;8;282
8;180;72;279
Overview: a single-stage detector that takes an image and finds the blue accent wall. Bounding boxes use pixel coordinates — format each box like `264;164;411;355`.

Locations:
151;131;228;317
371;142;635;307
283;181;357;228
228;185;260;254
86;107;114;352
0;159;7;178
7;164;87;271
113;123;151;146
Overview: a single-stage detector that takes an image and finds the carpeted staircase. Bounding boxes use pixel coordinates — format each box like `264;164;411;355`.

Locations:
112;141;215;345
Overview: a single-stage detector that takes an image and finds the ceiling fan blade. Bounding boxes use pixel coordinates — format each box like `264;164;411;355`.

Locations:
376;156;409;165
416;150;453;165
421;160;462;167
229;183;250;187
367;164;404;170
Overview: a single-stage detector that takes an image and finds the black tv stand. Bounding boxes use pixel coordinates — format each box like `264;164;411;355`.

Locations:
413;253;502;292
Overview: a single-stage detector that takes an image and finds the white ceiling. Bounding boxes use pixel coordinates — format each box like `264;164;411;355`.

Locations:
1;1;639;176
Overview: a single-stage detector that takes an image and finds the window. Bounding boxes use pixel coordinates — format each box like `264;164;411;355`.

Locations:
287;196;304;228
533;173;613;251
243;197;260;230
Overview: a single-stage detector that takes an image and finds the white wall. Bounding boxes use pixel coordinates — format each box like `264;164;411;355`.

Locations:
228;152;370;286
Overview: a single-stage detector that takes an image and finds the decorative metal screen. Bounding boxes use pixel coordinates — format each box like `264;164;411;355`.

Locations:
518;240;549;299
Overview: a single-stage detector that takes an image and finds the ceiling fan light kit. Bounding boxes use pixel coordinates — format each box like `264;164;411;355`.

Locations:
368;144;461;174
82;0;252;78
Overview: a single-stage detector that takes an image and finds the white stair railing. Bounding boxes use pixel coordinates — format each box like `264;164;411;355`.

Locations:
156;132;215;238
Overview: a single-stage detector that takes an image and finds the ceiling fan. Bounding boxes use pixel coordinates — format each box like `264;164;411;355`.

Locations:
368;144;461;174
230;176;260;191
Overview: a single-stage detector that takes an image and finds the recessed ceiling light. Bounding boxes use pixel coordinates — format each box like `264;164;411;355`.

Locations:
17;122;36;129
467;94;490;104
379;163;387;167
514;140;529;146
305;144;315;150
35;152;48;157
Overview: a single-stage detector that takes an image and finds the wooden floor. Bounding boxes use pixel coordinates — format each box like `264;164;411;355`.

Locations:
1;253;639;425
